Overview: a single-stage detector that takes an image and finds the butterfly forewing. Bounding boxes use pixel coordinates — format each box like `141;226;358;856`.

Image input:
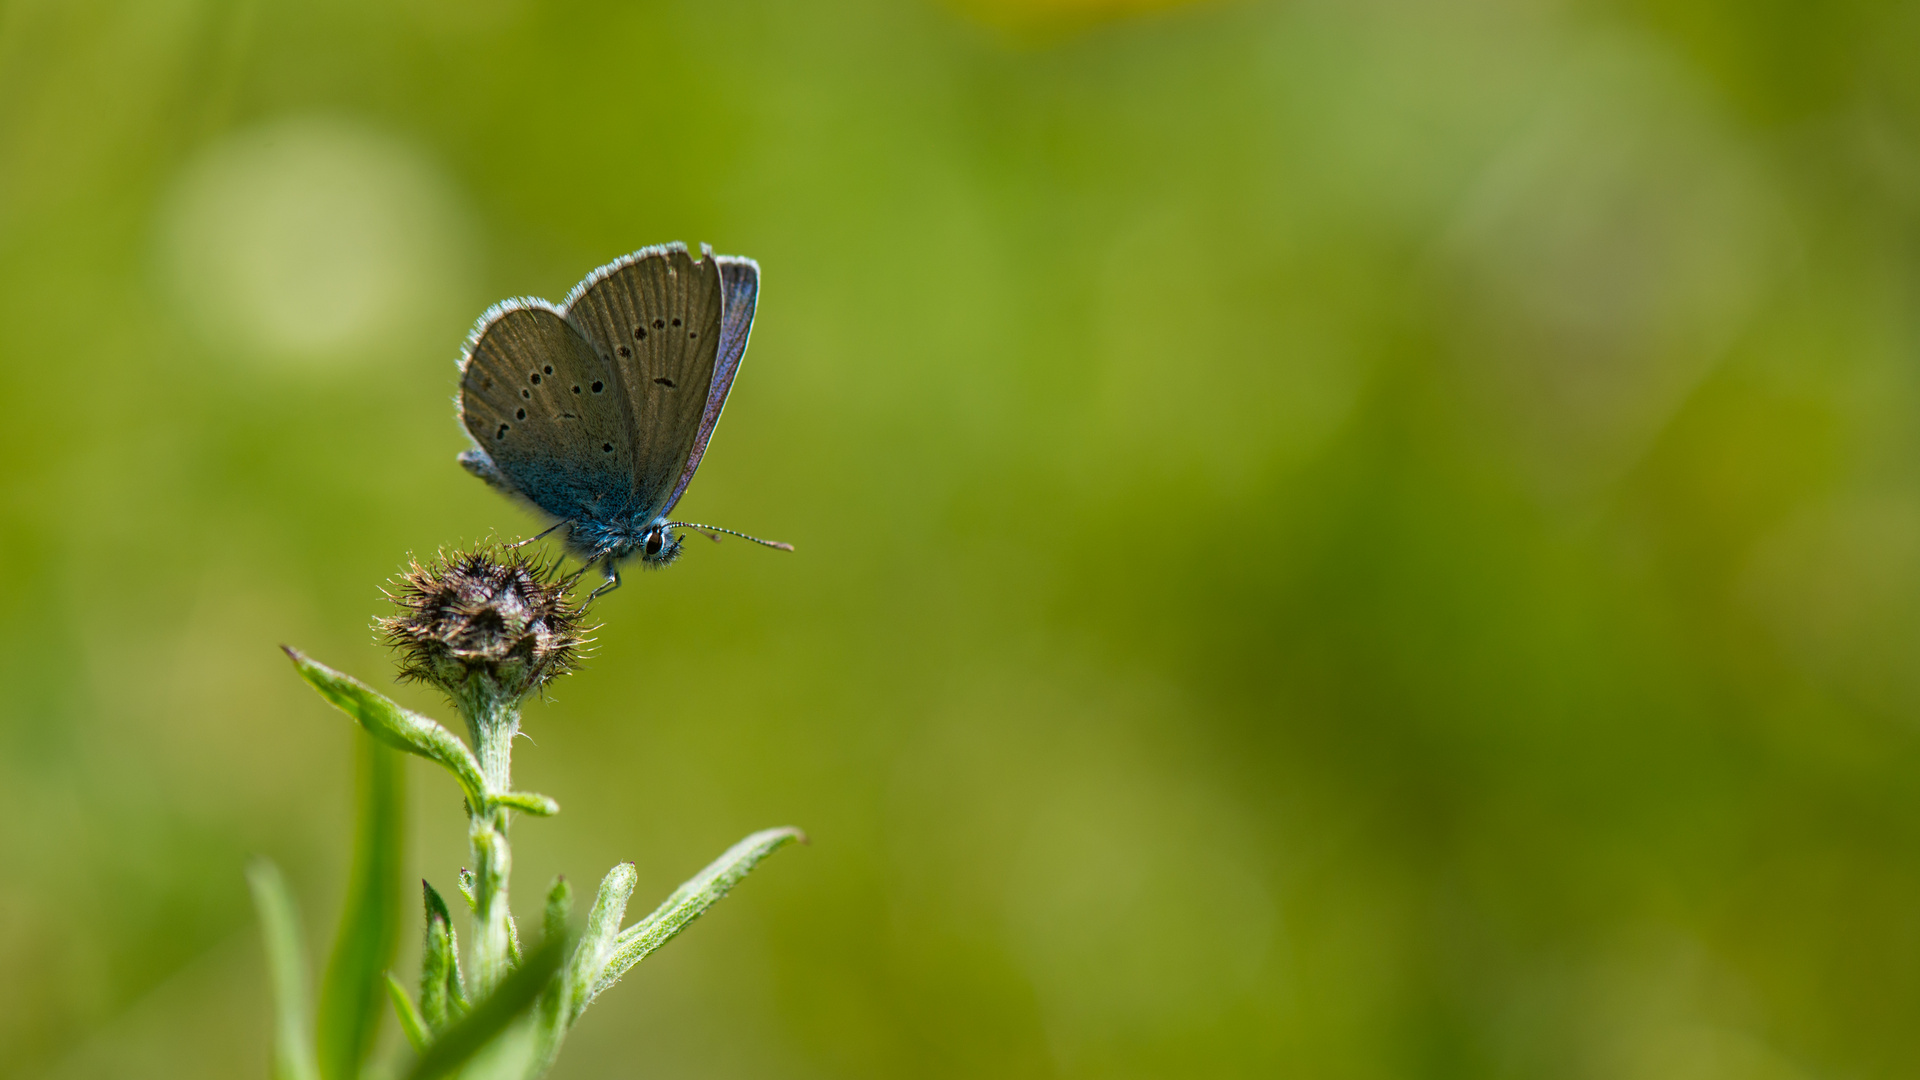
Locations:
459;304;635;523
662;254;759;515
564;245;725;521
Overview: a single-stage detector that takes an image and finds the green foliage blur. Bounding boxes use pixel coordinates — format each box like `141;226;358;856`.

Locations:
4;0;1920;1076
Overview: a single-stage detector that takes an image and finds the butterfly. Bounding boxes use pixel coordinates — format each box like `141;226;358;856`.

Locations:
456;243;789;593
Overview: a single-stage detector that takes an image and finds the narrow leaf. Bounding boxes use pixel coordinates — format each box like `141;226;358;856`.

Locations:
420;906;455;1032
285;647;489;810
316;736;408;1080
385;974;430;1053
529;876;576;1072
423;879;453;927
404;932;567;1080
565;863;636;1024
542;876;572;946
588;828;803;1005
457;868;477;913
444;923;470;1016
420;880;471;1031
247;858;320;1080
492;791;560;816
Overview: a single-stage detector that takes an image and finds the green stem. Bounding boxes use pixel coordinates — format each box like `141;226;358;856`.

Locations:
460;682;520;996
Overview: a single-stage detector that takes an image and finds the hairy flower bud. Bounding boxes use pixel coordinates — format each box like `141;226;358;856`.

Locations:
380;547;588;706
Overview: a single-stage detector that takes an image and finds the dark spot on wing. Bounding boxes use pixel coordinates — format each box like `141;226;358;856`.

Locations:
591;380;604;393
522;389;531;399
602;442;614;453
543;365;554;375
571;385;581;394
530;372;542;384
496;423;509;439
654;377;676;388
481;377;494;390
689;330;697;339
618;345;630;358
671;317;681;327
516;408;526;420
634;326;646;339
653;319;665;329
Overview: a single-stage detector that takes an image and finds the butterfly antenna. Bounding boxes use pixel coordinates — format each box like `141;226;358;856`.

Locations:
664;522;795;552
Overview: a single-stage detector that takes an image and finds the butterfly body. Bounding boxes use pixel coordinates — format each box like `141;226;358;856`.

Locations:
456;243;760;578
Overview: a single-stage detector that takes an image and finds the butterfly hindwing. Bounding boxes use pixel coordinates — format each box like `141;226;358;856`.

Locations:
564;244;726;522
458;302;634;523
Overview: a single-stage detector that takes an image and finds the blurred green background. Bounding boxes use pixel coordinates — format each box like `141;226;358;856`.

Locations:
5;0;1920;1076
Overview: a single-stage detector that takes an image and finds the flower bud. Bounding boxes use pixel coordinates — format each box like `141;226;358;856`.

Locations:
379;547;587;706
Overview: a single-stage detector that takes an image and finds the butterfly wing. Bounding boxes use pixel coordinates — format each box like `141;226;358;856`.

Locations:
659;251;759;517
562;244;725;522
457;301;636;525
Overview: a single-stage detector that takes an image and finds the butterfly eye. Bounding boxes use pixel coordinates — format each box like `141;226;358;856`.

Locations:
644;531;664;557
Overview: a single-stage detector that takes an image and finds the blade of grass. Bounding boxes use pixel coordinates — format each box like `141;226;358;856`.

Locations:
588;828;804;1006
248;858;320;1080
316;735;407;1080
386;974;430;1054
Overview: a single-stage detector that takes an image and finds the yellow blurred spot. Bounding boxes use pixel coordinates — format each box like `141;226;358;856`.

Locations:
155;116;474;367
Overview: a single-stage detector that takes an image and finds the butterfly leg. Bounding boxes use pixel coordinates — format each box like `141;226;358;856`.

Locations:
586;561;622;600
506;519;567;550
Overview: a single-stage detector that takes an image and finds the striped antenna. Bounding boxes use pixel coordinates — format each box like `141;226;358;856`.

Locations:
663;522;795;552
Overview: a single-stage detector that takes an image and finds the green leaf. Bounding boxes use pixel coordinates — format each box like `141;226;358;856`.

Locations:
419;883;465;1032
588;828;804;1006
247;858;320;1080
492;791;560;816
403;931;567;1080
316;735;407;1080
564;863;635;1024
423;878;454;927
528;876;576;1073
541;876;572;946
457;868;477;913
385;974;430;1054
284;647;488;811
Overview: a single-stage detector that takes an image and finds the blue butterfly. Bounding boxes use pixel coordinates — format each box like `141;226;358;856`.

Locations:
457;243;788;592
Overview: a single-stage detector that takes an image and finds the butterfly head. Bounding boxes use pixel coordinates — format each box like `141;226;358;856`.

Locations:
638;525;684;567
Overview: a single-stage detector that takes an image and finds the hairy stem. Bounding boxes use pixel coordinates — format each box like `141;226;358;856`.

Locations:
460;683;520;996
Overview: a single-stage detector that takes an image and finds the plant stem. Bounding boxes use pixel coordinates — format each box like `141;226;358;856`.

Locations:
460;684;520;996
